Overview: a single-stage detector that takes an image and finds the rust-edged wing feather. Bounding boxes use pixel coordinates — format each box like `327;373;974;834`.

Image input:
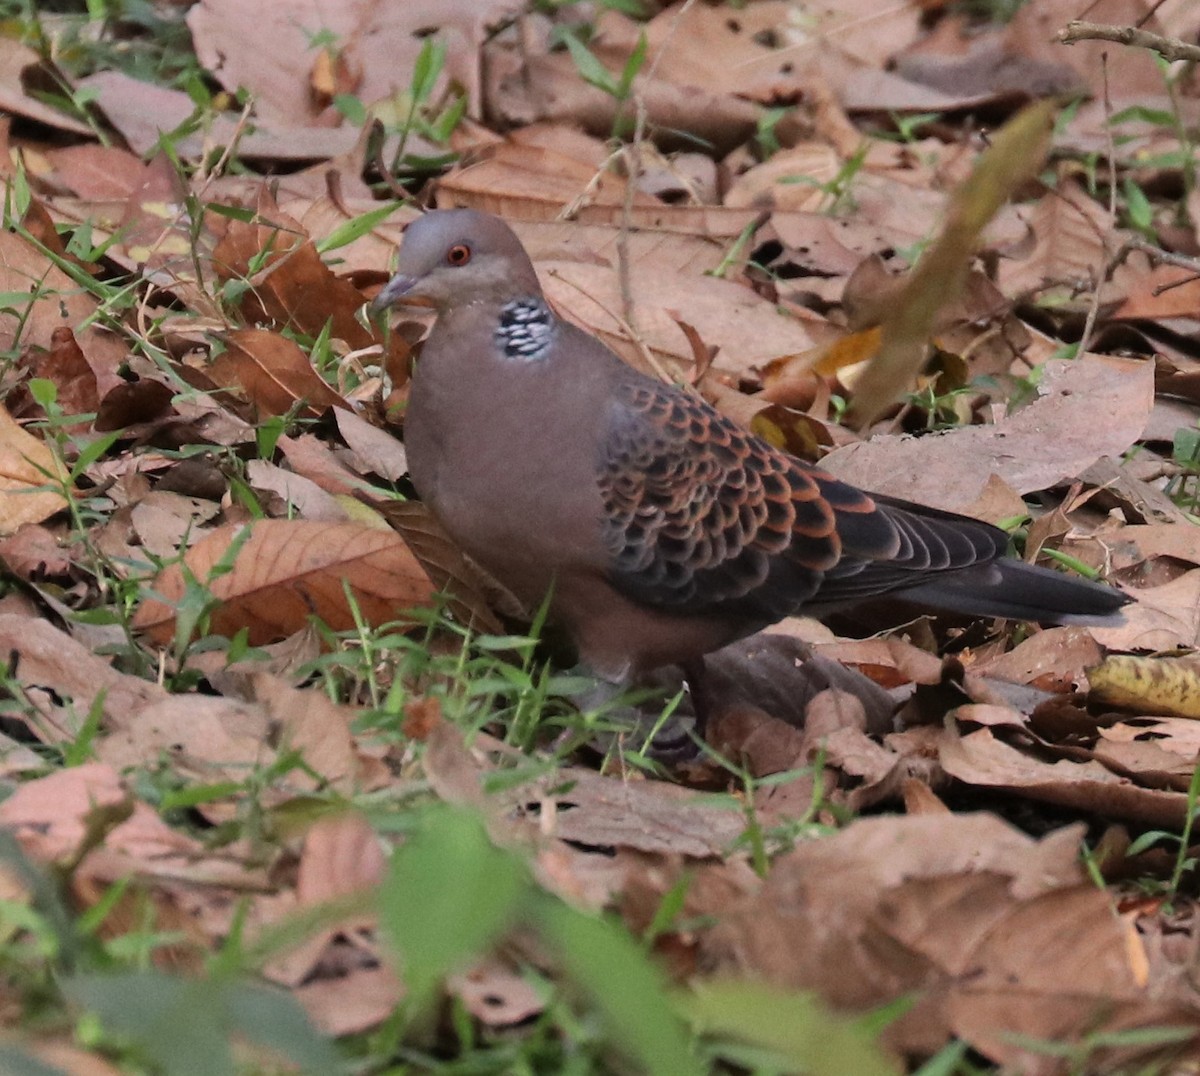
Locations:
597;379;1008;623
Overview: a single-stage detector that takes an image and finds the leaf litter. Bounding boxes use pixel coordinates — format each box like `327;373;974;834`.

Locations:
3;0;1200;1072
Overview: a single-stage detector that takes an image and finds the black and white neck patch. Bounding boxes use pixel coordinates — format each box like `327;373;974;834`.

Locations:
495;298;555;362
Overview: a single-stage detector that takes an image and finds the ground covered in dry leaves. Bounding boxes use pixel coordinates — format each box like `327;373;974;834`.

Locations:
3;0;1200;1073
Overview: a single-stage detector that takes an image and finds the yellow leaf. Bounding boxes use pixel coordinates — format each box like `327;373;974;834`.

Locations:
1088;654;1200;720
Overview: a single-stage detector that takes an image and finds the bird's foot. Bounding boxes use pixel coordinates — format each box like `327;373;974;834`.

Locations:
559;666;702;764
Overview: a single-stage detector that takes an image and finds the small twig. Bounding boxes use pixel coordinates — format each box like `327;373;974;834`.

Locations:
1122;235;1200;293
617;106;644;328
1127;234;1200;275
559;148;625;222
1076;53;1118;358
1058;20;1200;63
193;96;255;189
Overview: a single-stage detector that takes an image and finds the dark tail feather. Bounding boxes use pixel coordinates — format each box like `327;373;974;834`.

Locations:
896;559;1129;626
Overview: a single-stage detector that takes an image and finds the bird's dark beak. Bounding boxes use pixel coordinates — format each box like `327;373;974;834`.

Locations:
371;274;422;313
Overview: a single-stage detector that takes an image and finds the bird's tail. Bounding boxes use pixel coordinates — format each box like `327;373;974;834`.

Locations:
896;559;1129;626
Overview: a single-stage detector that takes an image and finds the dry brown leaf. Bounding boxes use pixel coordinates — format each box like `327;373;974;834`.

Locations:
940;724;1190;827
724;144;842;212
0;523;71;579
1092;721;1200;788
502;768;746;859
543;260;818;379
212;188;375;349
96;694;272;783
245;672;372;794
94;378;176;433
703;813;1102;1054
436;143;640;219
210;329;348;419
823;355;1154;512
334;408;408;481
700;808;1200;1066
619;1;823;99
370;499;508;633
295;810;385;905
0;37;93;135
278;433;364;496
1015;0;1172;104
449;959;544;1028
188;0;502;129
0;762;199;865
974;626;1103;692
44;143;152;201
81;69;361;160
482;44;758;157
1116;262;1200;321
0;613;165;741
1110;525;1200;570
0;230;126;396
133;518;436;645
294;966;403;1037
0;408;65;534
246;459;347;521
12;327;100;433
262;810;386;991
128;491;220;560
1092;569;1200;651
998;180;1116;298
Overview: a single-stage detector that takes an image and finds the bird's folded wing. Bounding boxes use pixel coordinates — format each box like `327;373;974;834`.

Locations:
597;378;1009;619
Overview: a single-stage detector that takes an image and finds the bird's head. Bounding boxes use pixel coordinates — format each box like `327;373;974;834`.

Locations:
371;209;543;314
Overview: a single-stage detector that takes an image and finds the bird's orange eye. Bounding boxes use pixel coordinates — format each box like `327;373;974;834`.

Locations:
446;244;471;266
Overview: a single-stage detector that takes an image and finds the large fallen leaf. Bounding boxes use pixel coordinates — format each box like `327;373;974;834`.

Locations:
12;327;100;434
436;144;640;219
369;499;508;633
822;355;1154;511
96;694;272;783
542;260;819;378
0;406;67;535
244;672;375;794
188;0;504;128
499;768;745;859
939;724;1190;827
335;409;408;481
134;519;436;645
0;614;164;742
80;69;361;159
703;813;1199;1065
